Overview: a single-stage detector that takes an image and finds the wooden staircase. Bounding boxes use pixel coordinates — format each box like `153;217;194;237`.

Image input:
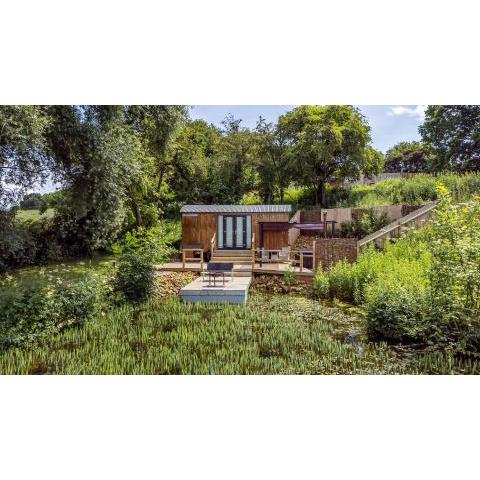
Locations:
210;249;253;265
358;201;437;249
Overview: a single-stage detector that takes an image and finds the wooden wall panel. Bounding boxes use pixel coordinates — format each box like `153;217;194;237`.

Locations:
263;230;289;250
182;213;217;249
199;214;217;250
251;212;289;245
181;214;199;246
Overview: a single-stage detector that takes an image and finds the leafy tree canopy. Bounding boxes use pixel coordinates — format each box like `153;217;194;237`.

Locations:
384;141;431;173
420;105;480;172
278;105;379;205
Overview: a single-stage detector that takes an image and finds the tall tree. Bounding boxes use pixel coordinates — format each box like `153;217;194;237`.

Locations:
419;105;480;171
127;105;187;189
254;117;292;203
384;141;430;173
278;105;375;206
0;105;51;208
218;115;256;203
44;105;140;252
168;119;221;204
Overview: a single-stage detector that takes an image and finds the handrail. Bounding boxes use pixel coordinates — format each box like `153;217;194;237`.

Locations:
251;233;255;266
210;232;216;257
358;201;437;248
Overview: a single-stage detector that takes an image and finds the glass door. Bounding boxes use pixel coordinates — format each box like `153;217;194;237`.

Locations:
220;215;248;249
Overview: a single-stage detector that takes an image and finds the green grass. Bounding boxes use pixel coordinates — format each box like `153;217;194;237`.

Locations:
331;172;480;208
1;292;477;374
16;208;55;221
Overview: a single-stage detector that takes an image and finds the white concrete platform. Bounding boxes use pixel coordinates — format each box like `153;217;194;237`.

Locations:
180;274;252;304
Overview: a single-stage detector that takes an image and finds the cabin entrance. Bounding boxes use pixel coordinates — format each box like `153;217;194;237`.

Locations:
217;215;251;249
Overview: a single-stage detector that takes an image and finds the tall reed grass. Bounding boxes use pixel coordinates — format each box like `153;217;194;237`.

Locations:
1;293;477;374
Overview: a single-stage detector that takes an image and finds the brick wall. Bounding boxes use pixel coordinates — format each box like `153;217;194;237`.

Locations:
314;238;358;270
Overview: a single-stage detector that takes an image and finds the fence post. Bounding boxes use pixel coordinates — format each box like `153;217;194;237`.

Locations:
300;252;303;272
200;249;204;271
182;250;185;270
312;241;316;271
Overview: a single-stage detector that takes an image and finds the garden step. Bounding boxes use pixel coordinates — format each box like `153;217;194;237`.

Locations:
213;250;252;256
210;258;252;264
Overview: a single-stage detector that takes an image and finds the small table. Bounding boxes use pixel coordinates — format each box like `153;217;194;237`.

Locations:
207;271;227;287
203;262;234;287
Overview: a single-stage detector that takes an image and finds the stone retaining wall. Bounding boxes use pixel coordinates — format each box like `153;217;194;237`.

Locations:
314;238;358;270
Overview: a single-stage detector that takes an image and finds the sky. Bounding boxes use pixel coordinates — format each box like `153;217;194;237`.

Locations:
190;105;426;153
37;105;425;193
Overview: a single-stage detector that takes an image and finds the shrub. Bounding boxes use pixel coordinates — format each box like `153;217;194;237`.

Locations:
327;260;357;302
282;266;298;289
426;185;480;343
365;275;430;343
338;210;391;238
0;273;100;348
313;265;329;298
112;221;180;263
55;275;99;322
115;253;154;303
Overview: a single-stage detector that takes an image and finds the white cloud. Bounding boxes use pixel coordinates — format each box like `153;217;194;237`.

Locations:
387;105;426;120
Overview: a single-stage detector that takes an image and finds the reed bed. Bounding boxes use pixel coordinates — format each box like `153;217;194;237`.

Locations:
1;293;478;374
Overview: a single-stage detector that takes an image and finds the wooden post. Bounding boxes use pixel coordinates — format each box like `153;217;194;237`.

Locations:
300;252;303;272
312;241;316;271
182;249;186;270
251;234;255;267
200;249;204;271
323;211;328;238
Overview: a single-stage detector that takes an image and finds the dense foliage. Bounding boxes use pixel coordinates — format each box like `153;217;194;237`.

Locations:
115;254;154;304
278;105;383;205
0;273;102;349
338;210;391;238
315;186;480;355
420;105;480;172
384;141;431;173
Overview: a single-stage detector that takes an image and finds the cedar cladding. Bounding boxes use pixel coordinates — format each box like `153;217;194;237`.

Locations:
181;212;290;249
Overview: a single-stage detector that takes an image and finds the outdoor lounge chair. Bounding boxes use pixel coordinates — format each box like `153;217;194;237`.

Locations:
202;262;234;286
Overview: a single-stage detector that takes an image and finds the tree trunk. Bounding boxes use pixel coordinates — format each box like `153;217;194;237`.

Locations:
130;195;142;228
279;186;284;203
315;181;326;207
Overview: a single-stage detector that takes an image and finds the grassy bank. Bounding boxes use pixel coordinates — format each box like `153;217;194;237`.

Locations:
1;292;477;374
16;208;55;221
330;172;480;207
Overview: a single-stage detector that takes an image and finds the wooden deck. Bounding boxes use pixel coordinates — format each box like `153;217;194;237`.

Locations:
156;262;313;277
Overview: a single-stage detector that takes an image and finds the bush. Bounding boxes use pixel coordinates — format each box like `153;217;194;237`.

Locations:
365;277;430;343
115;254;154;303
338;210;391;238
313;265;329;298
327;260;357;302
112;221;180;263
55;275;99;322
0;273;100;348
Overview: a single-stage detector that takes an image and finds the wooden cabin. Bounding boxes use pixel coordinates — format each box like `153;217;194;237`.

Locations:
180;205;292;253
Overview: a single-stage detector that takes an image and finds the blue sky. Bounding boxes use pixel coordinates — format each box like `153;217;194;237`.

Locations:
190;105;425;153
